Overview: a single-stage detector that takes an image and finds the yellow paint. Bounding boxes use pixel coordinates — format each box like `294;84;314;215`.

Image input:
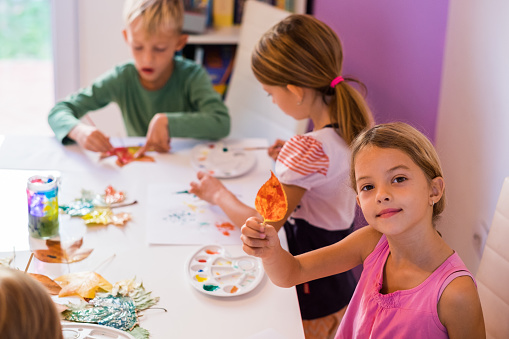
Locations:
195;275;208;282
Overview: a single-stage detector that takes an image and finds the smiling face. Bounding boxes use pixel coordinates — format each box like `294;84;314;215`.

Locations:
354;146;440;236
123;17;187;90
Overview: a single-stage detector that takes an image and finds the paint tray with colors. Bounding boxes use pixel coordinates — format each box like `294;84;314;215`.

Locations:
190;142;257;178
187;245;264;297
61;322;135;338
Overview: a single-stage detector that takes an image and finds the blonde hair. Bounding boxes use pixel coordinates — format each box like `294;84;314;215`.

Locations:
251;14;373;145
123;0;184;34
350;122;446;223
0;268;63;339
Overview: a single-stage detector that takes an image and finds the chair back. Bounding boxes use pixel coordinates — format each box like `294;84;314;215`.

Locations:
476;177;509;339
224;0;308;142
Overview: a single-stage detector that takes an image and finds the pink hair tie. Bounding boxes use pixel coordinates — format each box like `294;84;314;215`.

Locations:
330;76;344;88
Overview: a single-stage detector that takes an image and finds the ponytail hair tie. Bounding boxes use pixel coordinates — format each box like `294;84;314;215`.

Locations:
330;76;344;88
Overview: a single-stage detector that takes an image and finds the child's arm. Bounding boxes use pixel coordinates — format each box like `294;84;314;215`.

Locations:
134;114;170;157
242;218;382;287
189;172;305;230
268;139;285;161
438;276;486;338
67;124;113;152
48;66;122;146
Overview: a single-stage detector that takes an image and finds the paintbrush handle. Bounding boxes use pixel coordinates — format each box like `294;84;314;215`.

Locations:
223;146;269;152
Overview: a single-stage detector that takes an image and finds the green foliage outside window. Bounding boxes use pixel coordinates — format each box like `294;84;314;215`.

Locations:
0;0;51;59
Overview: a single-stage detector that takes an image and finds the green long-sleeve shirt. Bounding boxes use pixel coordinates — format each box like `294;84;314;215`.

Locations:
48;56;230;144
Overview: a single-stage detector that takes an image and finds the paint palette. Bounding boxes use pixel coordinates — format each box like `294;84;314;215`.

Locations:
187;245;264;297
61;323;135;338
190;142;257;178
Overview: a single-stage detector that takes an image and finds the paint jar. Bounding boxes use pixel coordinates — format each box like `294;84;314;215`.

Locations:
27;175;59;239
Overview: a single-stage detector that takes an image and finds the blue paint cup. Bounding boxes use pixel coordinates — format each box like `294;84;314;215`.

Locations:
27;175;59;239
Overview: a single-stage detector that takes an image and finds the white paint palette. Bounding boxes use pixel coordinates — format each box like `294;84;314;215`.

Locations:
187;245;264;297
190;142;257;178
61;323;135;339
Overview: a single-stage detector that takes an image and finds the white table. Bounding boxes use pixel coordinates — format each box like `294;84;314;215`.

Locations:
0;135;305;339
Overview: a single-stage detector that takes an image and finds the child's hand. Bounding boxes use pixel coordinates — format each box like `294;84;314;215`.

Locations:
68;124;113;152
241;217;280;259
189;171;227;205
268;139;285;161
138;113;170;157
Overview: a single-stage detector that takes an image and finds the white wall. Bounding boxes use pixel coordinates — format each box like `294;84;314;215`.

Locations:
78;0;129;137
436;0;509;274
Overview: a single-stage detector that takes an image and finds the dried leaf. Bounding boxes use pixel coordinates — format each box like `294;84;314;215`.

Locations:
82;209;112;225
33;239;93;264
255;171;288;222
29;273;62;295
104;185;125;204
0;255;13;267
100;147;155;167
55;271;112;299
82;209;131;226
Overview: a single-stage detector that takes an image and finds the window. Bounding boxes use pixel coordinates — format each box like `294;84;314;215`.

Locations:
0;0;54;135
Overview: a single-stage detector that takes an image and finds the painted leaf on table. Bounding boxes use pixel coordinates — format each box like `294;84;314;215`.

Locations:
55;271;112;299
255;171;288;223
82;209;131;226
29;273;62;295
100;147;155;167
33;239;93;264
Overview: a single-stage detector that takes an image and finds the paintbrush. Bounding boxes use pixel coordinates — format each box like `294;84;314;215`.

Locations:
221;146;271;152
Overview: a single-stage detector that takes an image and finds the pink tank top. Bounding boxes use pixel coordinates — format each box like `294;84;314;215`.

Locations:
335;235;474;339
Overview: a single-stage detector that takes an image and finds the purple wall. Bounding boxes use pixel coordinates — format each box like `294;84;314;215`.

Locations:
313;0;449;141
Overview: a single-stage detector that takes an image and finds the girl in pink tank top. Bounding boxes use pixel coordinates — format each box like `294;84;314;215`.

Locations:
241;122;485;338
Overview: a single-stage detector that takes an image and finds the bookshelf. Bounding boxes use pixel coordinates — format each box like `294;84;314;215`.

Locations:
184;0;309;97
186;0;308;47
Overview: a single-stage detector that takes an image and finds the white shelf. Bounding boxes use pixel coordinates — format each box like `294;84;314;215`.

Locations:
187;25;241;45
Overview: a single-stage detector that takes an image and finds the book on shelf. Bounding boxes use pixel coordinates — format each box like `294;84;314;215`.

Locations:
213;0;235;27
202;45;236;97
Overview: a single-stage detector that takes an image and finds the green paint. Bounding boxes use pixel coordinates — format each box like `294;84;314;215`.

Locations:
203;284;219;292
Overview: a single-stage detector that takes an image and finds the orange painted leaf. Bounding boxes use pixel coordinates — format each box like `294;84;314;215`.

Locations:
29;273;62;295
100;147;155;167
55;271;112;299
255;171;288;222
33;239;93;264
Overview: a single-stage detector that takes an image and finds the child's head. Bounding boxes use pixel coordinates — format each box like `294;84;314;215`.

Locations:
251;14;373;144
122;0;187;90
0;267;63;339
123;0;184;34
350;122;445;224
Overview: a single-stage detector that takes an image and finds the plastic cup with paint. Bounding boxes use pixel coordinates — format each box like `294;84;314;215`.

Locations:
26;175;59;239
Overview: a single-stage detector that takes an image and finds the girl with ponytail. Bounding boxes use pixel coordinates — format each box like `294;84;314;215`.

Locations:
190;15;373;338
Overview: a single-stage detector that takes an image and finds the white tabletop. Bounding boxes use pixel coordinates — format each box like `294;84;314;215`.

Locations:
0;135;305;339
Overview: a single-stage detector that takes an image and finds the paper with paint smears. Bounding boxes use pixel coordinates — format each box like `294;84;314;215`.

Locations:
146;183;243;245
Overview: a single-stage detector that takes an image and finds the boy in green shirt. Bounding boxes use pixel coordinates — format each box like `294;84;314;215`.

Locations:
48;0;230;154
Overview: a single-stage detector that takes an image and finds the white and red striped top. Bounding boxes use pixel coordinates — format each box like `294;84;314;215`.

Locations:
275;128;356;231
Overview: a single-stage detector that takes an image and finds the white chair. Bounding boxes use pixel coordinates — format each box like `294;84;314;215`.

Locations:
476;177;509;339
224;0;308;143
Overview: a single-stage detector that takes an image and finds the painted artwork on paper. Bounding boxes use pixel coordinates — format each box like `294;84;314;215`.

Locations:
146;184;242;245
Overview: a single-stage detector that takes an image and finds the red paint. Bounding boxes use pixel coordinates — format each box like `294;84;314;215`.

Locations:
198;259;207;263
215;222;235;236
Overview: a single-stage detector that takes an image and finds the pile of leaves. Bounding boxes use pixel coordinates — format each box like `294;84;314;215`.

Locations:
33;271;159;339
59;186;134;226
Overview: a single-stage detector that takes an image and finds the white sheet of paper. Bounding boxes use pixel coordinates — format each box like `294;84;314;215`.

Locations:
146;183;244;245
